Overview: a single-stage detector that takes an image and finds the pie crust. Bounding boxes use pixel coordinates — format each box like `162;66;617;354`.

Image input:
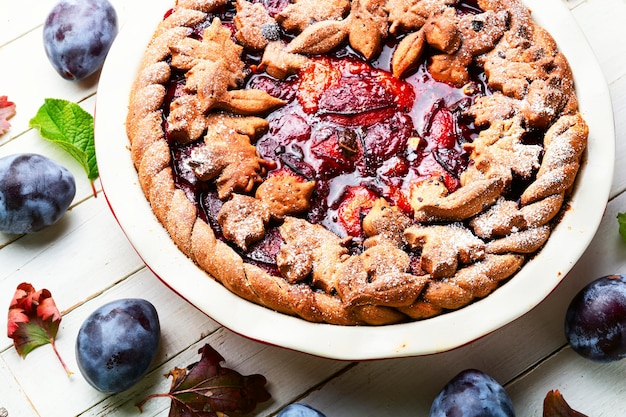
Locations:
126;0;588;325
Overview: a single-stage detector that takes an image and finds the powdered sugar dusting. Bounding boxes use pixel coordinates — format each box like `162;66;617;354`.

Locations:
123;0;587;325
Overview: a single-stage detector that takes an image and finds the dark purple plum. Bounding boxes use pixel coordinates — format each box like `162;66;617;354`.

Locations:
277;404;326;417
565;274;626;362
429;369;515;417
43;0;118;81
0;153;76;234
76;298;160;393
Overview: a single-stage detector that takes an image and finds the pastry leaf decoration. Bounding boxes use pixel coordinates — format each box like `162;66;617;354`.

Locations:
0;95;16;135
136;343;271;417
7;282;72;376
29;98;98;196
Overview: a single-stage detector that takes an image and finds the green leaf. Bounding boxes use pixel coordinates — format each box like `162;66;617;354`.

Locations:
29;98;98;183
12;321;55;358
618;212;626;242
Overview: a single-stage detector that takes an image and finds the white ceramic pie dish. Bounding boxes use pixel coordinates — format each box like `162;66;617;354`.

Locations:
95;0;614;360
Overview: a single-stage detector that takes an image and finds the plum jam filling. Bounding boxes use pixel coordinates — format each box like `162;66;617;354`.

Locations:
162;1;496;274
250;54;487;239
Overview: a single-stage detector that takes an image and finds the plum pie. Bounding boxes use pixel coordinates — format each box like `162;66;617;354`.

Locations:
126;0;588;325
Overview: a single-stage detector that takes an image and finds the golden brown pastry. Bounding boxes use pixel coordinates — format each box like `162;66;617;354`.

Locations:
125;0;587;325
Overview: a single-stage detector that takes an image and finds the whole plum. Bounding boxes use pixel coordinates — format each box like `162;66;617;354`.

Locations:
276;403;326;417
76;298;160;393
277;404;326;417
0;153;76;234
43;0;118;81
565;274;626;362
429;369;515;417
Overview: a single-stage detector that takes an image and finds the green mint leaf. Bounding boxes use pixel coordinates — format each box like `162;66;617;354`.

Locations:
618;212;626;242
29;98;98;184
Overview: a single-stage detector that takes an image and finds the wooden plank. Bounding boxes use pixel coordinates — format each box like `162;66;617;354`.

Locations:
0;195;146;352
3;266;350;417
82;329;351;417
262;180;626;416
564;0;586;10
570;0;626;85
0;0;130;47
0;0;129;57
566;0;625;199
1;267;217;416
507;346;626;416
1;0;624;416
607;73;626;196
0;0;130;143
0;78;101;247
0;27;97;145
0;95;100;203
0;356;39;417
0;0;57;47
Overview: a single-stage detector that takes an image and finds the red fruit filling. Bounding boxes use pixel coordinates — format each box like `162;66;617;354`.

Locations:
337;185;379;238
163;1;490;272
252;53;483;237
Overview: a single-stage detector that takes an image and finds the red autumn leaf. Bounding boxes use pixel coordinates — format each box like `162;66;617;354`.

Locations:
0;95;16;135
7;282;72;375
137;343;271;417
543;389;588;417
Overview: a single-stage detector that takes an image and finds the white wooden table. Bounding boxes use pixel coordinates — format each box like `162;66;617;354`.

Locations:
2;0;626;416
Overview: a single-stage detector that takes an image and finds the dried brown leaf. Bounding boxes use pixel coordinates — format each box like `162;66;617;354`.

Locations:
137;343;271;417
543;390;589;417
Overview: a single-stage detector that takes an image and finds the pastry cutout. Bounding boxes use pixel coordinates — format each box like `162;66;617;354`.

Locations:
126;0;587;325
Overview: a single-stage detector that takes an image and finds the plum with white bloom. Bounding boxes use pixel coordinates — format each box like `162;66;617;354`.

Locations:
43;0;118;80
76;298;160;393
278;404;326;417
0;153;76;234
565;274;626;362
429;369;515;417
